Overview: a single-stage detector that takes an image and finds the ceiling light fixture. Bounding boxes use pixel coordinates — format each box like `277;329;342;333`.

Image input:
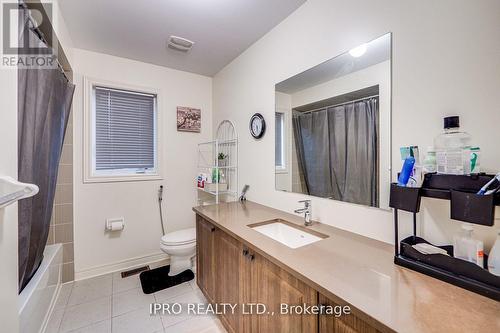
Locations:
349;43;367;58
167;36;195;52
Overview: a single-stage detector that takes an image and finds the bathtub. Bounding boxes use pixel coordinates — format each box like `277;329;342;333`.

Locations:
19;244;63;333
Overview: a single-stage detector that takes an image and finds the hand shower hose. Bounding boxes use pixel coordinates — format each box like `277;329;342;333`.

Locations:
158;185;166;236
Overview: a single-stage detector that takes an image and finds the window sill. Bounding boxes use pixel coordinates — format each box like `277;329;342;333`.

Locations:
83;173;163;184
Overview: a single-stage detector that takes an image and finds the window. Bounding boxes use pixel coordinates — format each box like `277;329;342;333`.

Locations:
84;79;161;182
275;112;285;169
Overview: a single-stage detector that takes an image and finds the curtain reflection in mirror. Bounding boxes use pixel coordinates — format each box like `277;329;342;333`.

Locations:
292;97;378;207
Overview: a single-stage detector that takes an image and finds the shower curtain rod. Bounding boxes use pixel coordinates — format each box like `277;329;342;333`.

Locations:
298;94;379;114
20;2;70;82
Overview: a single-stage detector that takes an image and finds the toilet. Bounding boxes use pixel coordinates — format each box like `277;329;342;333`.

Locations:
160;227;196;276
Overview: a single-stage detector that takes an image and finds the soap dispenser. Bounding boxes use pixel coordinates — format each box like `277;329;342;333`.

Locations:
487;229;500;276
453;224;484;267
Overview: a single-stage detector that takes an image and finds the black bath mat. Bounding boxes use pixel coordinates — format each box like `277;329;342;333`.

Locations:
139;265;194;294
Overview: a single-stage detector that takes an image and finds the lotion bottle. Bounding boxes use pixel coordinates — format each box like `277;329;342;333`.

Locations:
453;224;484;267
423;146;437;173
487;229;500;276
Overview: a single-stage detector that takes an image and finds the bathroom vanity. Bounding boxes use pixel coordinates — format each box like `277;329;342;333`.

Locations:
193;201;500;333
196;215;319;332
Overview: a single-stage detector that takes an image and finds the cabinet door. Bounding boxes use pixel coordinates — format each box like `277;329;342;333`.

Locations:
215;230;242;333
319;294;382;333
196;215;216;303
239;245;259;333
249;251;318;333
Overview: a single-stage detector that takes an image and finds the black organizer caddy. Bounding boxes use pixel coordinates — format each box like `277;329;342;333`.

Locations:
390;173;500;301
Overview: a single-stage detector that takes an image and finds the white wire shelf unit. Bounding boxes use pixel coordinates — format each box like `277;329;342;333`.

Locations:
197;121;238;205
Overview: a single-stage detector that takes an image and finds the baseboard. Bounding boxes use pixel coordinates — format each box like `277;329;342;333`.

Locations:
75;252;169;281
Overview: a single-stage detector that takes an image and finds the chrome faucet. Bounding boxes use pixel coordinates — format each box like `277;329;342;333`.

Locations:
294;200;312;226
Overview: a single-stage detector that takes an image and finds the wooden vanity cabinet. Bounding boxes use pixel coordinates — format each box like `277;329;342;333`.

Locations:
196;215;216;303
247;250;318;333
215;229;242;333
196;215;317;333
318;294;382;333
196;215;381;333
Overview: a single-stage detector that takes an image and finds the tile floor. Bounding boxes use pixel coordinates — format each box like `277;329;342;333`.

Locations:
45;271;227;333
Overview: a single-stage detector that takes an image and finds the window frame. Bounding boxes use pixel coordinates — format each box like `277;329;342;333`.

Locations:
275;110;287;173
84;77;163;183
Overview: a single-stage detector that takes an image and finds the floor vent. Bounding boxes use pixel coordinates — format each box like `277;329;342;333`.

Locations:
120;265;150;278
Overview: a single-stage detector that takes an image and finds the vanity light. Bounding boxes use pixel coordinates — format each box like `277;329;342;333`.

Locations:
349;43;367;57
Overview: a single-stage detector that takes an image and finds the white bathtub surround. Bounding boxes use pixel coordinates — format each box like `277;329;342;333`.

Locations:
0;176;39;208
45;272;226;333
19;244;63;333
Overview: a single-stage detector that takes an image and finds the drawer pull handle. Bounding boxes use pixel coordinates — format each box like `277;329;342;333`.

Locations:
247;254;255;261
242;249;249;257
210;227;216;232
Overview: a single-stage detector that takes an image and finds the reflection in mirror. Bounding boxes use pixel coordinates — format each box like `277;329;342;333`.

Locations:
275;33;391;209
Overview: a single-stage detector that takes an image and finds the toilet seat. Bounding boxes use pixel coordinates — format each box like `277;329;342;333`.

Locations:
160;227;196;246
160;227;196;276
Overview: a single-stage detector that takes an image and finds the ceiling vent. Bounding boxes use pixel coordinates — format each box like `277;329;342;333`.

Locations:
167;36;194;52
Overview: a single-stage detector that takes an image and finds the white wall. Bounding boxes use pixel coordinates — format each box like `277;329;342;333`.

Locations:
290;60;390;109
0;64;20;333
213;0;500;249
72;49;212;279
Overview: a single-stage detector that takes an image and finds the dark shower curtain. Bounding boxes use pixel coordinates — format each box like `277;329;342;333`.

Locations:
293;97;378;207
292;110;333;198
18;9;75;292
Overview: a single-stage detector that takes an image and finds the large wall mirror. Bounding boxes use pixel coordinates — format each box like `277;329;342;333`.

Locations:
275;33;392;209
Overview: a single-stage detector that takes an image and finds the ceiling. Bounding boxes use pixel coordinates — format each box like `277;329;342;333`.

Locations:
59;0;306;76
275;33;391;94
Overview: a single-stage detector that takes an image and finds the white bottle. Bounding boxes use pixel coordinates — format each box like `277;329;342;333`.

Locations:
408;165;423;188
453;224;484;267
434;116;471;175
487;229;500;276
423;146;437;173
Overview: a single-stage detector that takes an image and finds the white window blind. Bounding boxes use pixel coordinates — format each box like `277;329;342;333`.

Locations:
94;86;156;171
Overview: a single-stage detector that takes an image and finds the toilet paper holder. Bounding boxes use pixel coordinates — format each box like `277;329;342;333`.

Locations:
105;217;125;231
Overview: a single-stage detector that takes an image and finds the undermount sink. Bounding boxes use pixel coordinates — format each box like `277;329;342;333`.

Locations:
248;219;328;249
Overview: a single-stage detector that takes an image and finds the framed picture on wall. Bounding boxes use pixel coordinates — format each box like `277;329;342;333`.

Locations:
177;106;201;133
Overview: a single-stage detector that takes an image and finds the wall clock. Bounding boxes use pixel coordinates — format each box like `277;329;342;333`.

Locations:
249;113;266;139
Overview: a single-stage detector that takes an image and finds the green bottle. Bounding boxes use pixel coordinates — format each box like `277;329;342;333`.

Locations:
470;147;480;174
